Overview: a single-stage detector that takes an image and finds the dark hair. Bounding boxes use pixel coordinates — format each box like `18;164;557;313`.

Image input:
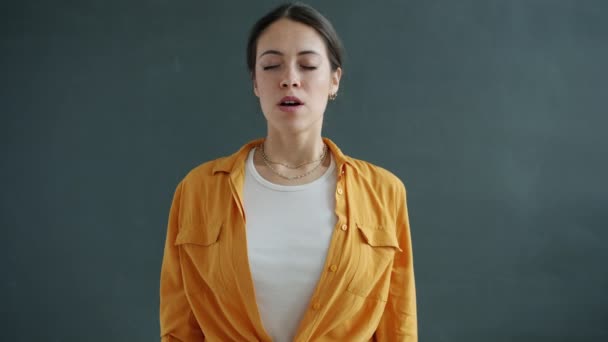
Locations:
246;2;344;79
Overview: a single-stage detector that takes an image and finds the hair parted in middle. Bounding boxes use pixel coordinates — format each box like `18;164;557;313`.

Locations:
246;2;344;80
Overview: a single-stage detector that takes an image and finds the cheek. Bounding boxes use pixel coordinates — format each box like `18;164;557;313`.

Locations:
309;76;332;97
312;71;332;87
255;79;273;99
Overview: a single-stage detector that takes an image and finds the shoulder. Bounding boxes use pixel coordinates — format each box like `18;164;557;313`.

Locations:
185;157;226;179
345;155;407;194
178;138;261;188
178;155;231;190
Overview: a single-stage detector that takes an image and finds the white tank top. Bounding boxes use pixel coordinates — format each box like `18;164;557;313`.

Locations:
242;147;337;342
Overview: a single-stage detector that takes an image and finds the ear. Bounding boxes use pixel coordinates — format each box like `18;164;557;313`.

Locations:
253;77;259;97
330;67;342;95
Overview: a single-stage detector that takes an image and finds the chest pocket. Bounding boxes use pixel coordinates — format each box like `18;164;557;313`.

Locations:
174;221;227;292
347;223;402;302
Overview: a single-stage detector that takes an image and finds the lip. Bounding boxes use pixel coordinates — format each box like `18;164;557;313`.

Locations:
278;96;304;105
277;96;304;113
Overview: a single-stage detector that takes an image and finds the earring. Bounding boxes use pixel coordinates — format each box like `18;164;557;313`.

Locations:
329;92;338;101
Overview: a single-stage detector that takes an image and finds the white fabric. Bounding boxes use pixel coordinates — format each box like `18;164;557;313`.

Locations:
242;147;337;342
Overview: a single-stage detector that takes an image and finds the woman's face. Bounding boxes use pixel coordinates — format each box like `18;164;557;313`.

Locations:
253;18;341;134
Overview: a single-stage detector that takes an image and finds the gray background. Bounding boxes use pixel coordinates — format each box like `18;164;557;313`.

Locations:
2;0;607;341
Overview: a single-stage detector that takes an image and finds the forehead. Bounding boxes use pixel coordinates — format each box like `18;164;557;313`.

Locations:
256;18;327;56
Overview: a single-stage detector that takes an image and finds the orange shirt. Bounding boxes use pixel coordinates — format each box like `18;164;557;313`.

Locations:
160;137;417;341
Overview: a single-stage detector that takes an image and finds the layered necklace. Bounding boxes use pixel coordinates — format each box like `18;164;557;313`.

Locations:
259;141;328;181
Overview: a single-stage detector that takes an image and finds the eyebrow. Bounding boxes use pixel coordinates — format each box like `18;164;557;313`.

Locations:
258;50;321;58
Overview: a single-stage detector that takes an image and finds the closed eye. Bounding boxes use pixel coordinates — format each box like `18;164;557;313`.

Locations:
262;65;318;71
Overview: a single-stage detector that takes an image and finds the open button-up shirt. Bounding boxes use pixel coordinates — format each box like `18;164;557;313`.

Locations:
160;137;417;341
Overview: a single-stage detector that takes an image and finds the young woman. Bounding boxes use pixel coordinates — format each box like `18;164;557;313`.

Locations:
160;3;417;341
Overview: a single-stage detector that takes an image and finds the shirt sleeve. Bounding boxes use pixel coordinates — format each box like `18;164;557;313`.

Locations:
159;181;205;341
374;181;418;341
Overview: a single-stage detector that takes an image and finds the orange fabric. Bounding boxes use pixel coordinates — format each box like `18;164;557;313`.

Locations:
160;137;417;341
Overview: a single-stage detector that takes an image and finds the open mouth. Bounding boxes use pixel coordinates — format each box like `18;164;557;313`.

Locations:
280;100;302;106
278;96;304;107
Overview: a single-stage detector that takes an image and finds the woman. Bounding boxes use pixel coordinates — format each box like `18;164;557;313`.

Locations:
160;3;417;341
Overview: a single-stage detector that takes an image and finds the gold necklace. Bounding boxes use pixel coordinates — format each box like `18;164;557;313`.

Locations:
260;141;328;169
259;143;328;181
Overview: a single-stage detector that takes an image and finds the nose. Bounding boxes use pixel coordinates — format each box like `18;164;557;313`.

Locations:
280;66;301;88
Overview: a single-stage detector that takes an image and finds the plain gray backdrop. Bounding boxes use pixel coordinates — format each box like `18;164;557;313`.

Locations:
2;0;607;341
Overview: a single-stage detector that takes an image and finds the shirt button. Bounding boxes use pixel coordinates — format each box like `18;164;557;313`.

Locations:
340;224;348;231
312;302;321;310
329;265;338;272
337;188;343;195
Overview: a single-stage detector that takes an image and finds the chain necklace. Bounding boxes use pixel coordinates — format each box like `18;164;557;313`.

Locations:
259;142;328;181
260;141;328;169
